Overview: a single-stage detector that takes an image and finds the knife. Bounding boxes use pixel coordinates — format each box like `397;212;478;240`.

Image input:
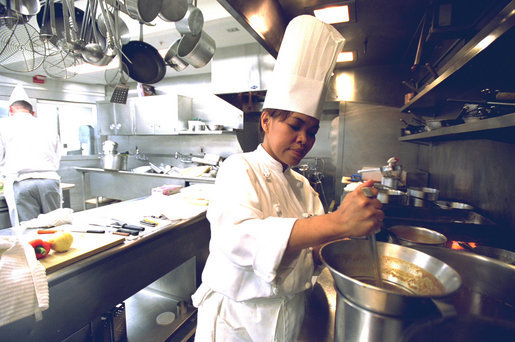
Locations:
71;229;106;233
111;223;145;231
110;220;145;231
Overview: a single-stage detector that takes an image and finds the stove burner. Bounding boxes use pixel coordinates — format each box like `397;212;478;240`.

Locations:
402;314;515;342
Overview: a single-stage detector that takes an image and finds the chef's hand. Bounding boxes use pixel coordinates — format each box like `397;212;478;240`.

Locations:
331;180;384;238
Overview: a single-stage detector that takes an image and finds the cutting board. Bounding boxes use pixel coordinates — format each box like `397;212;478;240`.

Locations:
38;232;125;273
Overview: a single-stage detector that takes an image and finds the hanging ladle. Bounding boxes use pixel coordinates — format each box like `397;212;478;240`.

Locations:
362;186;383;288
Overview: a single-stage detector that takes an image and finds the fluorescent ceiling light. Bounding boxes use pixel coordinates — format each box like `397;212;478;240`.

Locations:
337;51;354;62
314;5;350;24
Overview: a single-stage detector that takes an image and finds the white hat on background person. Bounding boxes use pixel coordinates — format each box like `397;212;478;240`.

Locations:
263;15;345;120
8;84;31;106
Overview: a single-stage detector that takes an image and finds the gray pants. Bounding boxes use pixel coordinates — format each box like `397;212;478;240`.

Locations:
13;179;61;222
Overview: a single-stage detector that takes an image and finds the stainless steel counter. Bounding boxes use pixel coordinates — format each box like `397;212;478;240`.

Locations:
0;198;211;341
75;167;215;209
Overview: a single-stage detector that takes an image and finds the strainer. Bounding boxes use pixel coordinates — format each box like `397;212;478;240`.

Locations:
0;18;46;72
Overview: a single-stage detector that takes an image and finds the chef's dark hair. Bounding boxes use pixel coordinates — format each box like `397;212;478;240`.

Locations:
259;109;292;140
10;100;33;113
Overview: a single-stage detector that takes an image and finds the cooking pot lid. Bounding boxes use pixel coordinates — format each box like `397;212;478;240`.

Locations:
402;315;515;342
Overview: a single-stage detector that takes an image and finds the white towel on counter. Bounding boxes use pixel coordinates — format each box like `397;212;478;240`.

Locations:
0;236;49;327
21;208;74;229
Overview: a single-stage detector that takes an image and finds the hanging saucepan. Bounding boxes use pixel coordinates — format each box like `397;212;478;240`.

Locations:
122;41;166;84
177;30;215;68
106;0;163;24
8;0;40;16
159;0;188;22
164;37;188;71
175;4;203;35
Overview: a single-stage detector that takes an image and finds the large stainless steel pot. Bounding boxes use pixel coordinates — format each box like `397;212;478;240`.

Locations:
320;239;461;316
101;153;127;171
403;245;515;341
177;30;216;68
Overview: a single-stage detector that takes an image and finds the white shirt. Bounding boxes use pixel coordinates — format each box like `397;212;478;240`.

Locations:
0;112;61;181
197;145;325;302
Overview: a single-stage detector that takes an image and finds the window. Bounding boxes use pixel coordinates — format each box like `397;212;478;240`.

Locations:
36;101;97;156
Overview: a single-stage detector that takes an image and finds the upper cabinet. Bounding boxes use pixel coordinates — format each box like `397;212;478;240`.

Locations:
97;95;192;136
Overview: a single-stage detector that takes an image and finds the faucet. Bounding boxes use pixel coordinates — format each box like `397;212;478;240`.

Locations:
135;146;148;161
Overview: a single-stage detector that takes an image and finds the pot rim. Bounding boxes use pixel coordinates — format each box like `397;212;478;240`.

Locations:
320;239;461;298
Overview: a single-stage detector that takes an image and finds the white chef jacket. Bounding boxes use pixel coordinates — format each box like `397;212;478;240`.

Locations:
0;112;61;225
193;145;325;341
0;112;61;181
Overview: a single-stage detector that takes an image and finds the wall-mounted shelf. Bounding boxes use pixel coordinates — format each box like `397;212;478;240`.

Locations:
401;2;515;114
399;112;515;142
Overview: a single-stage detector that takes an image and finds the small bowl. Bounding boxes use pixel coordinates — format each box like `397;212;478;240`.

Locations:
388;225;448;247
426;120;442;130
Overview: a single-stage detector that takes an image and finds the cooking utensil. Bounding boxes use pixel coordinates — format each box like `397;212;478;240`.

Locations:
122;23;166;84
458;242;515;265
388;225;447;247
9;0;40;16
362;186;383;287
96;10;130;45
412;245;515;320
0;15;46;72
481;88;515;102
377;189;406;205
320;239;462;316
174;4;203;35
435;200;474;210
109;8;129;104
37;1;90;47
159;0;188;22
106;0;163;24
164;37;189;71
177;30;216;68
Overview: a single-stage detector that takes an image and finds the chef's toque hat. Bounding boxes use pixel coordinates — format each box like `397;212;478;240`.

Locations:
9;84;30;106
263;15;345;120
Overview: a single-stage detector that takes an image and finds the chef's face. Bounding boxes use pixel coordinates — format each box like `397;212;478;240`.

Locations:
261;110;319;169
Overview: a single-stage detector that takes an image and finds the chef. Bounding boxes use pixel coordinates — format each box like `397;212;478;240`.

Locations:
192;15;383;341
0;84;62;226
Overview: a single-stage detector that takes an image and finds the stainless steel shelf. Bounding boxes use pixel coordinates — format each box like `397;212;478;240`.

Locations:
399;112;515;142
401;2;515;113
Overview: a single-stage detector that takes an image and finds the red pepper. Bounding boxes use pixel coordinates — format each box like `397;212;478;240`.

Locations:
29;239;51;259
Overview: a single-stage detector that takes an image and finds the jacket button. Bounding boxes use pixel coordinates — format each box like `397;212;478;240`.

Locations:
296;181;303;188
274;204;282;216
305;282;312;290
263;169;271;179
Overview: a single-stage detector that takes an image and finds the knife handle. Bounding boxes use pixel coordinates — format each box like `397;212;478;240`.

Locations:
117;228;139;236
122;224;145;231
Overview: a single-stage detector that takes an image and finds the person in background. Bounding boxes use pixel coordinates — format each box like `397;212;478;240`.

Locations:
192;15;384;341
0;94;62;226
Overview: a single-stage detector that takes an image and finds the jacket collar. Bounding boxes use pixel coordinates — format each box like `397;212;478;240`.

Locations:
256;144;291;174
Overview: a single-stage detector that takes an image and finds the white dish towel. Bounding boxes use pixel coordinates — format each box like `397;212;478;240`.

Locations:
0;234;49;327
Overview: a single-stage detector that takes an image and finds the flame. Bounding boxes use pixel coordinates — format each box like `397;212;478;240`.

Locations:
450;241;478;250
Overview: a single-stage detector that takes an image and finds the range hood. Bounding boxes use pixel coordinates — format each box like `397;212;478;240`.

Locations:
212;42;274;112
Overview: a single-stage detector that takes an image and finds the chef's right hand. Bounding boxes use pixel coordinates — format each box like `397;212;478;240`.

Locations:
331;180;384;238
